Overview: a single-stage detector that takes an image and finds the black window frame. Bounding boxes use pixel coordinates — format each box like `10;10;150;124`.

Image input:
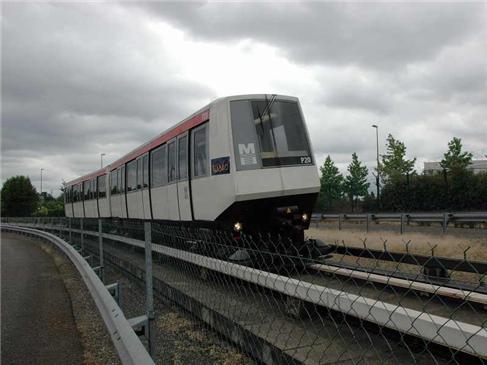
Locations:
83;180;90;201
136;158;143;190
142;154;149;189
110;170;118;195
178;134;188;181
121;165;126;194
127;160;137;192
167;139;177;183
151;144;167;188
98;175;106;199
192;123;209;178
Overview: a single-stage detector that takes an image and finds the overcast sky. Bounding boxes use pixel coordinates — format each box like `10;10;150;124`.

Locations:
2;2;486;196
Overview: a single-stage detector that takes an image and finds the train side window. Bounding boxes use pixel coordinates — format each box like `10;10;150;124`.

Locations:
137;158;143;190
143;155;149;188
151;145;167;187
117;168;121;194
127;160;137;192
84;180;90;201
167;140;177;183
121;165;126;194
98;175;106;198
110;171;117;195
192;125;208;177
178;135;188;180
93;179;97;200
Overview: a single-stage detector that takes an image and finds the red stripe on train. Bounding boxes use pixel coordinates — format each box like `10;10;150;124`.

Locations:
66;109;210;186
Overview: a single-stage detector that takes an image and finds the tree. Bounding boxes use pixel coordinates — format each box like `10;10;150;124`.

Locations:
380;134;416;183
1;176;39;217
440;137;473;174
318;156;344;211
344;153;369;211
35;191;65;217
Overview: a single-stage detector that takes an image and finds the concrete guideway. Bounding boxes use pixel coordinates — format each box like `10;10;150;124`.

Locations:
1;233;84;365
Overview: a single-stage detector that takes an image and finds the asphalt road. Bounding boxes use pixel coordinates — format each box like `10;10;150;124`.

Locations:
1;233;84;365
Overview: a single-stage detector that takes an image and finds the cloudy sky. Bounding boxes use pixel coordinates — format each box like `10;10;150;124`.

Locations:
2;2;487;195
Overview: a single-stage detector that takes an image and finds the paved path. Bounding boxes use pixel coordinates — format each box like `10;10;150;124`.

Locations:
1;232;84;365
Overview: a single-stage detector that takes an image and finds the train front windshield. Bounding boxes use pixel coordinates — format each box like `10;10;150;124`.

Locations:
251;100;311;166
230;98;313;170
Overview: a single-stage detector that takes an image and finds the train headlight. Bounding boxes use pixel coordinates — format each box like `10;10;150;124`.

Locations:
234;222;242;232
302;213;309;222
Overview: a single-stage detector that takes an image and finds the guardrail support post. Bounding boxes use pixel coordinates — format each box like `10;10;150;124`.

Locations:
98;219;104;283
144;221;154;357
106;282;122;307
400;214;404;235
68;218;72;245
80;218;84;254
338;215;342;231
442;213;448;234
366;214;370;232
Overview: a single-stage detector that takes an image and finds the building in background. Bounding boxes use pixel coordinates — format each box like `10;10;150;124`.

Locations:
424;160;487;175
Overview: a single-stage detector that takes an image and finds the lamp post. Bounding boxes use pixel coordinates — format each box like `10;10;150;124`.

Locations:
100;153;106;168
40;168;44;198
371;124;380;206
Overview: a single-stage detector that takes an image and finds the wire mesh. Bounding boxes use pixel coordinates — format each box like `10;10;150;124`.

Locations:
3;217;486;365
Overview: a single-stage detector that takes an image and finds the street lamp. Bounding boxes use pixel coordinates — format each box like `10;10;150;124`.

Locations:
371;124;380;206
40;168;44;197
100;153;106;168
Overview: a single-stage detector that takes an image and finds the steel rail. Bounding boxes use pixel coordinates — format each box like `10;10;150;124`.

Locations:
328;244;487;274
308;263;487;305
1;224;155;365
24;223;487;358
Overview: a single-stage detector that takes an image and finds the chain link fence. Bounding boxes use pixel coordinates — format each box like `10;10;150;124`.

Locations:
3;216;486;364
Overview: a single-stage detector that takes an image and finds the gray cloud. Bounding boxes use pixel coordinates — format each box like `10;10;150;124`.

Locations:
136;2;484;70
2;3;214;191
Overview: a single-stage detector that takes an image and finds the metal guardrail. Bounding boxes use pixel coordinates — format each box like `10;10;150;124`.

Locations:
312;212;487;233
1;224;155;365
15;222;487;359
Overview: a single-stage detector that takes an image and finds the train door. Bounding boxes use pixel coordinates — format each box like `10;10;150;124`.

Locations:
167;138;180;220
116;168;123;218
141;153;152;219
177;133;192;220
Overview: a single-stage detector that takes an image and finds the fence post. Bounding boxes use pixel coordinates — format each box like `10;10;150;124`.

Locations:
338;215;342;231
68;218;72;244
442;213;448;234
80;218;84;253
144;221;154;357
98;219;104;283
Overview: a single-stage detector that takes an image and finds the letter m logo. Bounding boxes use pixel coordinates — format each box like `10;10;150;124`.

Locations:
238;143;255;155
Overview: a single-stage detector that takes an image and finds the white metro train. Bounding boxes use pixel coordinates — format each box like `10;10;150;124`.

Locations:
64;94;320;245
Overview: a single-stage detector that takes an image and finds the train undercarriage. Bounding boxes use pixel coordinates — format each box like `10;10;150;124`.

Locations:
107;193;333;272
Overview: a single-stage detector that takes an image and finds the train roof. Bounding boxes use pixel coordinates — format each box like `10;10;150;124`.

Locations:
65;94;298;186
